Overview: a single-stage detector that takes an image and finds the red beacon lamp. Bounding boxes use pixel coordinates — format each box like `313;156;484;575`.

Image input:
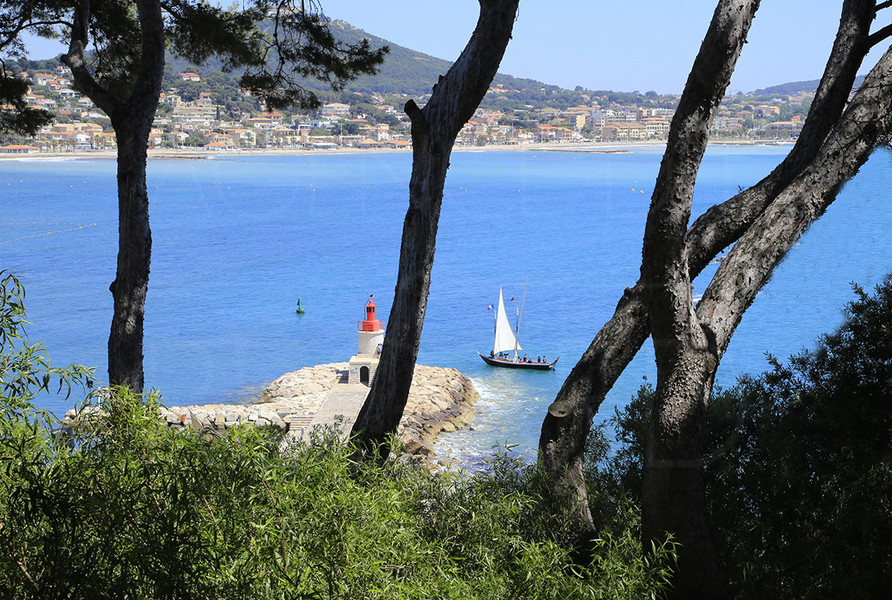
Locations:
351;295;386;385
359;294;382;332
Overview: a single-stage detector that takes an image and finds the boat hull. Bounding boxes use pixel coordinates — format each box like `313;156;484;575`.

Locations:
478;352;558;370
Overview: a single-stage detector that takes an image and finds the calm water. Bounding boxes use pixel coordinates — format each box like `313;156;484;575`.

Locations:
2;146;890;463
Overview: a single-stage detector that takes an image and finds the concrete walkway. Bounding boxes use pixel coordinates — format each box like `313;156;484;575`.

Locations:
285;383;369;442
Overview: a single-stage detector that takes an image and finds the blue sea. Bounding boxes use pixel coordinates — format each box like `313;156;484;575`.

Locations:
3;145;891;462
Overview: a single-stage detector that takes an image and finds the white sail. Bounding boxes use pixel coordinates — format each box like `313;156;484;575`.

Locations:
493;287;522;354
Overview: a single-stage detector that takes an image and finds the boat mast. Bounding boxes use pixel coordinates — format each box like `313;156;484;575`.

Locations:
513;276;528;362
492;288;499;354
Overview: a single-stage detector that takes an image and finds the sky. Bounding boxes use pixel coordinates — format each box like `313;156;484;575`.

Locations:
319;0;881;94
22;1;887;94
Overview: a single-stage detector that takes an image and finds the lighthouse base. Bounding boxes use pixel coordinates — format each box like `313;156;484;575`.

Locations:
348;355;379;387
357;329;385;356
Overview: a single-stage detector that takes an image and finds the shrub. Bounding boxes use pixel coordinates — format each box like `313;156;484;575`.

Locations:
0;272;674;599
596;276;892;599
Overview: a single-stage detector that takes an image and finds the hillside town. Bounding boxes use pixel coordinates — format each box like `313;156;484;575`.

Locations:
1;64;810;154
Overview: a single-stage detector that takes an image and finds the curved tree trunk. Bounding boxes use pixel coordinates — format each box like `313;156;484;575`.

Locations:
351;0;520;455
697;46;892;357
538;0;875;534
684;0;875;271
537;1;887;596
63;0;165;394
658;40;892;600
640;4;759;598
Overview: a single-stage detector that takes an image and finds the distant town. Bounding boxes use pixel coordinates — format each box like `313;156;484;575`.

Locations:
1;63;811;155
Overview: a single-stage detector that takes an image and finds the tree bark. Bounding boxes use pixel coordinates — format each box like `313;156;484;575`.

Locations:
106;116;154;394
538;0;875;534
640;4;759;598
697;46;892;357
685;0;875;272
652;40;892;600
62;0;165;394
350;0;519;455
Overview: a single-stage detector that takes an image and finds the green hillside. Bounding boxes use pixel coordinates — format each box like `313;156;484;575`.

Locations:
161;19;594;110
326;20;448;95
17;17;837;118
751;75;865;97
325;21;582;103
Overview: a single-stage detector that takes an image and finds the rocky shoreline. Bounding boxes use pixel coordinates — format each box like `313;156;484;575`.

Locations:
390;364;478;459
64;363;478;464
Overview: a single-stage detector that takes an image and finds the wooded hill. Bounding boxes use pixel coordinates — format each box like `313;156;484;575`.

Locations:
16;18;826;114
159;19;598;111
162;19;829;111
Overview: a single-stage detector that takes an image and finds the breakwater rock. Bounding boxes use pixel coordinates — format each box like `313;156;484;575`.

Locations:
64;363;478;462
260;362;479;461
394;364;478;459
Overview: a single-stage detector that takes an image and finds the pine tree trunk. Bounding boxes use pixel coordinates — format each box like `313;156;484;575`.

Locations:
106;0;164;394
63;0;165;394
538;0;874;540
351;0;520;454
642;340;725;598
660;43;892;596
107;121;153;393
637;3;758;596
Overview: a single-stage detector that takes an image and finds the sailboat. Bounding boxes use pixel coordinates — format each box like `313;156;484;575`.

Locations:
478;286;558;371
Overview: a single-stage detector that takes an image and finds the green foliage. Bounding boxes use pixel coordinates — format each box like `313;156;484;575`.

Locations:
596;276;892;599
236;2;388;110
338;120;362;135
707;277;892;599
0;0;387;129
0;70;54;135
498;116;539;131
0;275;674;599
0;271;94;412
0;404;676;599
182;131;206;146
421;450;675;600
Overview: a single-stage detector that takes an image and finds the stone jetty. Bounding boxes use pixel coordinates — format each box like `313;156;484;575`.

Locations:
67;363;478;462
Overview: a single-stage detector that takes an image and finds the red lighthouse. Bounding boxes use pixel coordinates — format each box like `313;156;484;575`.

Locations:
359;295;382;332
351;295;385;386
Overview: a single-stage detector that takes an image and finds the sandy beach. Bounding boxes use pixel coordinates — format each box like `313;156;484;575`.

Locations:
0;139;689;161
0;138;790;161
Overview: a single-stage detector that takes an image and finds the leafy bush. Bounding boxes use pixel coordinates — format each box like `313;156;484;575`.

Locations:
1;271;93;411
0;400;675;599
596;276;892;599
0;272;673;599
